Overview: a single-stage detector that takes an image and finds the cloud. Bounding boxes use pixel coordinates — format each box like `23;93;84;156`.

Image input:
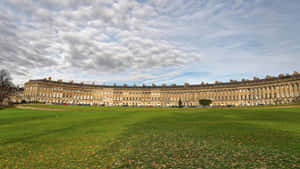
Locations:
0;0;299;86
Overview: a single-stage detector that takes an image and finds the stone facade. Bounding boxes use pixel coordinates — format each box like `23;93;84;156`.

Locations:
9;87;24;104
1;87;23;105
24;74;300;107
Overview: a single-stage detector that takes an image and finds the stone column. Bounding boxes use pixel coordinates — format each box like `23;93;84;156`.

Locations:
262;87;266;104
284;84;288;104
292;83;296;97
250;88;254;105
298;82;300;96
279;84;283;104
295;83;299;97
271;85;275;104
288;83;292;103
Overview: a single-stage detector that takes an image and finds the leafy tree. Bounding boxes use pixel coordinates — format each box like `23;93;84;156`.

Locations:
0;69;13;104
278;74;285;78
199;99;212;106
265;75;272;79
178;98;183;108
253;76;260;81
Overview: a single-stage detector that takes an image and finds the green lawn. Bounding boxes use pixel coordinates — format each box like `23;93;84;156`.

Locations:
0;105;300;168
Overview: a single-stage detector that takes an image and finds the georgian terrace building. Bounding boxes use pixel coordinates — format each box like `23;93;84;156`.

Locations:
24;74;300;107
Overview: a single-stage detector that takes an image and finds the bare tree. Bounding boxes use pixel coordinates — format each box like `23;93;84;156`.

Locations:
0;69;13;104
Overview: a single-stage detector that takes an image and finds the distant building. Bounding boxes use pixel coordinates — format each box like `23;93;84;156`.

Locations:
23;74;300;107
1;87;24;105
10;87;24;104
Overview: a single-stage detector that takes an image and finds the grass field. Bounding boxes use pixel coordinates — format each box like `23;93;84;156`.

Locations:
0;105;300;168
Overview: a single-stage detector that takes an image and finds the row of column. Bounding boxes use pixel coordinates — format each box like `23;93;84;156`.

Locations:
25;81;300;106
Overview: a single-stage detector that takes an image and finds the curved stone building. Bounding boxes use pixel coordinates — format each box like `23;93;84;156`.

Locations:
24;74;300;107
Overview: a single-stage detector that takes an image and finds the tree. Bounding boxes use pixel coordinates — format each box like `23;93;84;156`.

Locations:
278;73;285;78
178;98;183;108
241;78;247;82
265;75;272;79
0;69;13;104
199;99;212;106
253;76;260;81
293;71;299;76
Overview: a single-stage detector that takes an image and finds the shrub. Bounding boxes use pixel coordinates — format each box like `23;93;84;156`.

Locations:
178;98;183;108
199;99;212;106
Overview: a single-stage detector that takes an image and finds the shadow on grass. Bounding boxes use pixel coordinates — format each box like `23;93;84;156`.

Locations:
1;125;77;145
0;115;125;146
0;105;15;110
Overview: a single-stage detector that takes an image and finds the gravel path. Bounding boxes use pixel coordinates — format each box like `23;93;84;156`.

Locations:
15;105;64;111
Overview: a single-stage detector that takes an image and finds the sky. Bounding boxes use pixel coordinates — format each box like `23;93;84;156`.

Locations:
0;0;300;86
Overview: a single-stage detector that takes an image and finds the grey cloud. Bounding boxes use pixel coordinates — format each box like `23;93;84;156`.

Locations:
6;0;290;86
61;31;191;73
0;1;202;83
0;7;58;74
